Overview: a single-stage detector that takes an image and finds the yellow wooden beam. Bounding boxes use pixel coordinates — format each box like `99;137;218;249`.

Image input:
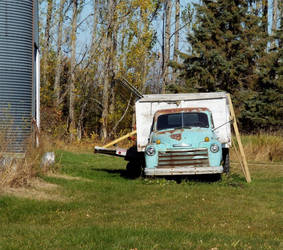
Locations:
103;130;137;148
227;94;251;183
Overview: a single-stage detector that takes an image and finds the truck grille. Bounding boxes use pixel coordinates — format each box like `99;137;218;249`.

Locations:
157;148;209;168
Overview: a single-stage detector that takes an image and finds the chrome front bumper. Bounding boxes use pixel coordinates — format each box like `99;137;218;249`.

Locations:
144;166;223;176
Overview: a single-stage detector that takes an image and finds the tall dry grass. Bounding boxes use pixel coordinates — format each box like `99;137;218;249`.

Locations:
55;131;283;163
50;129;283;163
230;133;283;162
0;133;53;188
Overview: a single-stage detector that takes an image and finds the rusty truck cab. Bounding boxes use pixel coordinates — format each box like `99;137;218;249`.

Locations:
144;108;223;176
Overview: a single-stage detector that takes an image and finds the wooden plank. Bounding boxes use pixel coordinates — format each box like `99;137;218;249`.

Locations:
227;94;251;183
103;130;137;148
231;137;247;179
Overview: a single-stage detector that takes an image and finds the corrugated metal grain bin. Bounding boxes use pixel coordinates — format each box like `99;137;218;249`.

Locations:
0;0;40;153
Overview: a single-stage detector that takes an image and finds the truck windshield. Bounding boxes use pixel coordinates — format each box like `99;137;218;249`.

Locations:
156;112;209;131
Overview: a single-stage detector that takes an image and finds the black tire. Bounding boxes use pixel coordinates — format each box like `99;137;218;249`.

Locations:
211;173;222;182
222;148;230;174
126;161;143;178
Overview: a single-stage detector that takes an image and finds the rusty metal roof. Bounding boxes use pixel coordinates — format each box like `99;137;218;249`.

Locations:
139;92;227;102
153;107;211;119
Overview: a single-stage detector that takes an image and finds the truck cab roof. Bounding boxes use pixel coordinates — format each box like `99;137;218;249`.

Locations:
153;107;211;119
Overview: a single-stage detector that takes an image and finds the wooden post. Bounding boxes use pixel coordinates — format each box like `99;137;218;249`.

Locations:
227;94;251;183
103;130;137;148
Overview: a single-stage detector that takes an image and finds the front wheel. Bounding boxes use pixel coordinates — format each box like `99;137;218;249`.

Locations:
126;161;143;178
222;148;230;174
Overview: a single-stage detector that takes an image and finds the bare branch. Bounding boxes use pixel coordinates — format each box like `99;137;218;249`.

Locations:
109;93;133;137
77;13;94;29
169;21;191;41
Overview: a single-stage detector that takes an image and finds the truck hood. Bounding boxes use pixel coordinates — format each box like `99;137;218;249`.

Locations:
151;128;216;148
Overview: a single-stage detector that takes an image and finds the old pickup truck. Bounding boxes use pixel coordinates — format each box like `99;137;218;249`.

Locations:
95;92;231;177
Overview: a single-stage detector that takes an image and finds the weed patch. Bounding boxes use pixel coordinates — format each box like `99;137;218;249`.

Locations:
219;173;246;187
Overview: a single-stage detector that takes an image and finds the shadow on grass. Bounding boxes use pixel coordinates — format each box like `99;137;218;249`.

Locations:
165;174;222;183
175;173;246;186
91;168;246;185
93;168;222;182
143;173;246;186
91;168;132;179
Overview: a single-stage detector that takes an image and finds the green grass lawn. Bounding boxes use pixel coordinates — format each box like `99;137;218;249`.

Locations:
0;151;282;249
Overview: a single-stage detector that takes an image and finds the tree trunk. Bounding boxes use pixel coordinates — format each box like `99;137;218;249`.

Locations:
42;0;53;85
69;0;78;141
77;101;87;141
280;0;283;48
100;0;114;140
172;0;180;84
141;56;148;94
271;0;278;49
161;0;172;93
255;0;261;16
54;0;66;106
109;0;117;119
262;0;268;34
90;0;99;57
75;0;99;141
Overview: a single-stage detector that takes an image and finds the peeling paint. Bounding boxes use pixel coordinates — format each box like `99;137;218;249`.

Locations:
170;133;182;141
157;128;184;135
157;149;210;168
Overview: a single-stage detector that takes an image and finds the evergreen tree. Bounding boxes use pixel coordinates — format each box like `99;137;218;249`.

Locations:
182;0;266;94
179;0;283;131
239;11;283;131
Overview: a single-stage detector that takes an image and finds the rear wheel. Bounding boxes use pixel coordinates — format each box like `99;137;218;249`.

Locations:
222;148;230;174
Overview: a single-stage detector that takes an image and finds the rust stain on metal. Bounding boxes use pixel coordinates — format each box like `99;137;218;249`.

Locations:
170;133;182;140
156;162;209;168
159;149;208;154
157;129;184;135
159;158;208;163
157;148;209;168
159;154;208;158
154;107;210;122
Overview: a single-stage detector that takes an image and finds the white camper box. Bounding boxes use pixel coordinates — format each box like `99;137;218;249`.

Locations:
135;92;231;152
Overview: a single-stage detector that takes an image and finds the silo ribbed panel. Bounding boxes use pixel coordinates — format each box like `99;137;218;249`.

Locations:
0;0;33;152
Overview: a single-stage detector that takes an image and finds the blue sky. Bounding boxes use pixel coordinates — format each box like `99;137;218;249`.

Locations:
40;0;276;61
74;0;196;59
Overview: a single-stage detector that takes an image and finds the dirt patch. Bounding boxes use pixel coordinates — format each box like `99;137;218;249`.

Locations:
0;173;92;201
47;173;93;182
0;177;66;201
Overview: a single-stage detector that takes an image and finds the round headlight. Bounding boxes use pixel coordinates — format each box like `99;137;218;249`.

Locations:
210;144;219;153
145;146;156;156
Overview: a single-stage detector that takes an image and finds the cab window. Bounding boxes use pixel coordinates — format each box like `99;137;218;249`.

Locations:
156;112;209;131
